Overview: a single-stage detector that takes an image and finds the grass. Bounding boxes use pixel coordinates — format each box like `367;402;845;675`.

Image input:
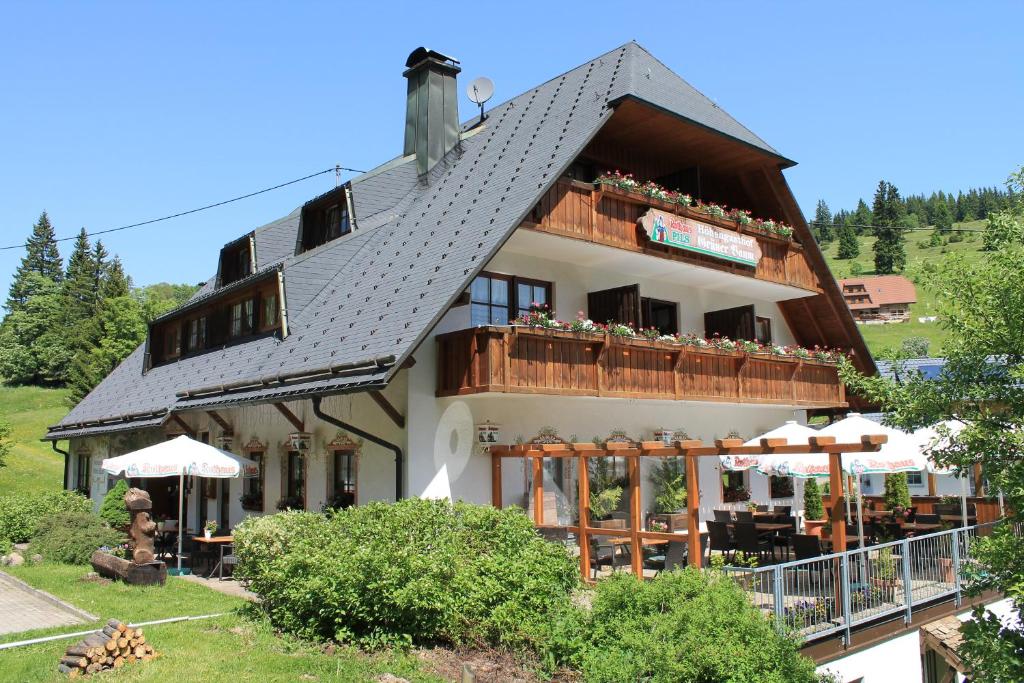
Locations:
820;220;988;357
0;564;442;682
0;385;68;496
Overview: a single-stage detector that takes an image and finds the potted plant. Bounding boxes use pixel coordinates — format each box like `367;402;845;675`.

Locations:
870;546;900;602
650;457;687;514
276;495;304;511
883;473;912;518
746;501;759;513
803;478;828;536
239;492;263;511
203;519;218;539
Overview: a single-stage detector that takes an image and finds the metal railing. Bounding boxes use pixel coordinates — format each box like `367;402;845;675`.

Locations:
723;521;1001;643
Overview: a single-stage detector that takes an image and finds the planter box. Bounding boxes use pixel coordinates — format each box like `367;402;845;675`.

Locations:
803;519;828;537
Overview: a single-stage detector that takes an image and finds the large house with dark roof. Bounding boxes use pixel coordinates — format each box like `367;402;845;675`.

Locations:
48;43;875;536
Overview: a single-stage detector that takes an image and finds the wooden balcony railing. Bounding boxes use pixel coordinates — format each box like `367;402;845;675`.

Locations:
437;326;846;407
521;180;821;293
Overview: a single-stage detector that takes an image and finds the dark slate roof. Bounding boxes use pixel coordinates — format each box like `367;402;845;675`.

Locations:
50;41;791;439
875;358;948;382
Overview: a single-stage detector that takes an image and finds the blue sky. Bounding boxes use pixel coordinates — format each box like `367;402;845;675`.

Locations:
1;2;1021;296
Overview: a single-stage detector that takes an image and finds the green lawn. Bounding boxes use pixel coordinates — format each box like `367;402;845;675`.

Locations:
820;220;987;357
0;564;441;682
0;385;68;496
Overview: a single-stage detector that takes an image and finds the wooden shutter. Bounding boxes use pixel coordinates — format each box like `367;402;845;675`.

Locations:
704;305;755;341
587;284;642;327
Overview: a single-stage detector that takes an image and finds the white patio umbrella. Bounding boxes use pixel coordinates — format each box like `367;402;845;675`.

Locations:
915;420;973;527
820;413;928;549
101;435;259;571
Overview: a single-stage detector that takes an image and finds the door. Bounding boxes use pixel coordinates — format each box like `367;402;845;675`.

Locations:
704;304;755;341
588;284;641;327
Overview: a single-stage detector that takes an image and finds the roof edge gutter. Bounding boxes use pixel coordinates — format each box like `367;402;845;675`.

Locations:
311;396;403;502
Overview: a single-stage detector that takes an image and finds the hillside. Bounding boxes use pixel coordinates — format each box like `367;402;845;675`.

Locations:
820;220;987;357
0;385;67;496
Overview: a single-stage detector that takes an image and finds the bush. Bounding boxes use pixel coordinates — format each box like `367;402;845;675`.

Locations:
543;570;819;683
883;472;912;510
100;480;130;529
234;499;579;650
803;478;824;521
0;490;92;544
30;511;122;564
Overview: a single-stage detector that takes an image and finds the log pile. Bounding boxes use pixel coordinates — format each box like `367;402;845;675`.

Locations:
57;619;158;677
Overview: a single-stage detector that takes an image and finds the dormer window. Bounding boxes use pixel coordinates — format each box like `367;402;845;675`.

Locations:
230;298;255;338
299;188;352;253
220;236;254;287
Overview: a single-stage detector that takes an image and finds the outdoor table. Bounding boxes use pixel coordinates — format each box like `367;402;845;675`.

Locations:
901;522;942;533
822;535;863;550
192;535;234;578
728;522;791;534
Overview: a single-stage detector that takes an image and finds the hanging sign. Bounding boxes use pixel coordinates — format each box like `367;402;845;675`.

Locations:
639;209;761;267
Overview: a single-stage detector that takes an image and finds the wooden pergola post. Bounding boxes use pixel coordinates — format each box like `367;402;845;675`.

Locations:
532;456;544;525
686;452;702;568
578;452;590;580
628;455;642;577
491;452;502;508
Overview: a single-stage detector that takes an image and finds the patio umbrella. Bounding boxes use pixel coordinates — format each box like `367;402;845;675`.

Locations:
915;421;973;527
101;435;259;571
820;413;928;549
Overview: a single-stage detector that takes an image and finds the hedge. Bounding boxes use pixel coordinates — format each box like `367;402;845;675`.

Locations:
0;490;92;544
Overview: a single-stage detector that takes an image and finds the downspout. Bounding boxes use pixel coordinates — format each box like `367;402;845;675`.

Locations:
311;396;403;501
52;441;70;490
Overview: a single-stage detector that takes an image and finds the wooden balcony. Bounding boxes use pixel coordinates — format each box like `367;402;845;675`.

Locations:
437;326;846;408
521;180;821;293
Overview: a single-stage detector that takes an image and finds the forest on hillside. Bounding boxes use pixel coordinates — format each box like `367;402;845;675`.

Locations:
0;213;198;405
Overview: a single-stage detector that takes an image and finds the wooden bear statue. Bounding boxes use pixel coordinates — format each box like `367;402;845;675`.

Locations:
124;487;157;564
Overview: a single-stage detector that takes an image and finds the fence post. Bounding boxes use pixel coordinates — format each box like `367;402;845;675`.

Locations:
901;538;913;623
951;528;962;606
840;553;853;646
772;566;785;632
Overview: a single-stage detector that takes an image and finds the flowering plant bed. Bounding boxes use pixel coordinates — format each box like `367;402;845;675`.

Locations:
510;307;843;363
594;171;796;240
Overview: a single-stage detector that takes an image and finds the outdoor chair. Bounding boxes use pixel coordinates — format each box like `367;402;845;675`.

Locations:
591;539;630;578
772;515;797;561
733;522;771;564
714;509;734;523
792;534;823;561
734;510;754;523
219;544;238;581
707;521;735;563
755;504;770;512
646;540;688;574
537;527;571;545
774;505;792;516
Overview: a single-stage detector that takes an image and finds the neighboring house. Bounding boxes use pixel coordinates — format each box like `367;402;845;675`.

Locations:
47;42;875;534
840;275;917;322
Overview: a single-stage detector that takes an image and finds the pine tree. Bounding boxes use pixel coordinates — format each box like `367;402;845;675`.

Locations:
813;199;833;243
932;200;953;234
5;212;63;312
102;256;131;299
62;229;95;325
851;199;873;235
837;223;860;259
89;240;110;315
873;181;907;274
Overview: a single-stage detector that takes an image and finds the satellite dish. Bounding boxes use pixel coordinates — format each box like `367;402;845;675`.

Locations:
466;76;494;124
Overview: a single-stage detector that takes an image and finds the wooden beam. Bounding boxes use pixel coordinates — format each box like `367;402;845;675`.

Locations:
273;403;304;432
368;390;405;429
492;436;887;458
532;456;544;525
167;414;194;438
628;455;642;578
491;453;502;508
205;411;232;435
686;453;702;568
578;453;591;581
828;452;847;553
928;472;937;497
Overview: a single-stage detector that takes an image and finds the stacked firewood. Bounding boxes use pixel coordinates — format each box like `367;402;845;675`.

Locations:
57;619;157;677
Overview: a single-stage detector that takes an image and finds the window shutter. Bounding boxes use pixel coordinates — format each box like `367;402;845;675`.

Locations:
587;284;641;327
704;305;755;341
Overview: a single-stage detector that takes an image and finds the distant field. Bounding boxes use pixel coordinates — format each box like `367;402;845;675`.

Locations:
820;220;987;356
0;385;67;496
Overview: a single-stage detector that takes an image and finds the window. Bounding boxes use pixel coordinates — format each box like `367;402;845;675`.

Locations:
470;273;553;326
287;451;305;503
641;297;678;335
262;292;279;329
187;317;207;352
470;274;509;325
219;240;252;286
164;326;181;357
755;316;772;345
324;204;351;240
722;470;749;503
230;298;255;338
300;195;351;252
242;451;264;510
75;453;90;496
906;471;923;487
330;450;356;509
769;475;794;499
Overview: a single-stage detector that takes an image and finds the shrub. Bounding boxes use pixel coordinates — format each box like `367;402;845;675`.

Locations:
0;490;92;544
234;499;579;650
803;478;825;521
649;458;687;514
543;569;820;683
100;480;130;529
883;472;912;511
30;511;122;564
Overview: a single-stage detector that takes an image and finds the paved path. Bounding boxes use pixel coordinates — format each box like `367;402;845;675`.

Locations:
0;571;95;636
178;574;257;601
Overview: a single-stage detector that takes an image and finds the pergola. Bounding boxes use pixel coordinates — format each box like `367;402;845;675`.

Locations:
491;434;887;580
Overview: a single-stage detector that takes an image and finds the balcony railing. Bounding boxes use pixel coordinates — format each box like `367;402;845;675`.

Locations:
437;326;846;407
521;179;822;293
724;522;1005;643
